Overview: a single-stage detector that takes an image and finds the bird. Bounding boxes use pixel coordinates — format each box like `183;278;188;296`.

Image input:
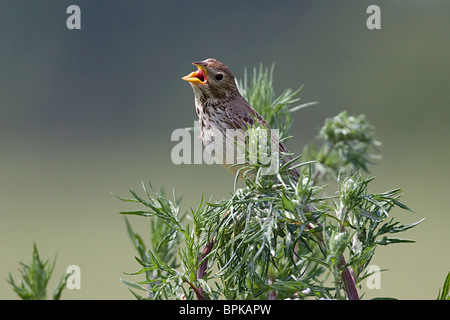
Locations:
182;58;299;181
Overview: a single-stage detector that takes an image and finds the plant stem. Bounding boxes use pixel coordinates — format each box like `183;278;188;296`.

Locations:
195;239;214;300
338;255;359;300
307;223;359;299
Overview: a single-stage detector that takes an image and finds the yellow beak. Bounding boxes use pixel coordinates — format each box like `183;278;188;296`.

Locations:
182;62;208;84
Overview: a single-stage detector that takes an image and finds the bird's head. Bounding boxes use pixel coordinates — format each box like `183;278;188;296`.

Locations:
182;58;239;102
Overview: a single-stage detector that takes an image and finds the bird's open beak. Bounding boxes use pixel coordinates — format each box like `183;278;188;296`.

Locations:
182;62;208;84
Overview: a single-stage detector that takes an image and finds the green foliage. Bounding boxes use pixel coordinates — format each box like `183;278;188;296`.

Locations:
7;243;68;300
118;64;422;300
303;111;381;178
116;185;185;299
237;63;317;141
437;271;450;300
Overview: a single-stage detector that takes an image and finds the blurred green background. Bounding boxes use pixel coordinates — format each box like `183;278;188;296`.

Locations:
1;1;449;299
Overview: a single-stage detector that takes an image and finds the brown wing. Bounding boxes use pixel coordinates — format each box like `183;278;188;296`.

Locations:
224;97;300;180
224;96;267;130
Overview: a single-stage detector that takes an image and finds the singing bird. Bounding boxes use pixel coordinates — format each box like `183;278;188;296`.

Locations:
182;58;299;180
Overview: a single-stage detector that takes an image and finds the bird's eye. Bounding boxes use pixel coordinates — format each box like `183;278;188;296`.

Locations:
215;74;224;81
